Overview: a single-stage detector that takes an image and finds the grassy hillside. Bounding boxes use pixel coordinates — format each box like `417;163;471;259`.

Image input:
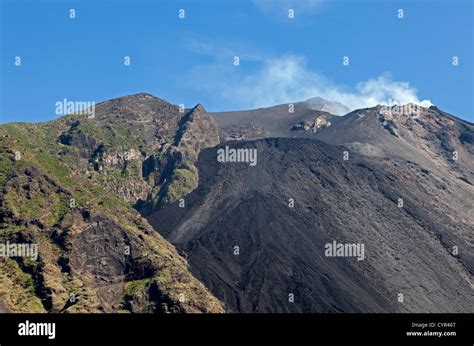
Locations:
0;94;224;313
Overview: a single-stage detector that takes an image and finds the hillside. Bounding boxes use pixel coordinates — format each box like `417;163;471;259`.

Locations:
0;93;224;313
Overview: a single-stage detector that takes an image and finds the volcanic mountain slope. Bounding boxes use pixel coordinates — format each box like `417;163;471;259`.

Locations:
148;137;474;313
314;105;474;181
0;93;224;313
1;92;472;314
211;97;346;141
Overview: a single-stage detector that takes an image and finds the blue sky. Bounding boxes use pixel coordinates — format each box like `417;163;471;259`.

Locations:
0;0;472;123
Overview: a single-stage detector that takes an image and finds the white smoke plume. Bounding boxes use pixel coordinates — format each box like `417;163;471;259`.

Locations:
187;54;432;112
229;56;432;111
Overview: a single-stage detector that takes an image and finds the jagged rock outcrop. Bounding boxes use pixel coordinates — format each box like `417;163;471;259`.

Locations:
52;93;220;211
290;113;334;133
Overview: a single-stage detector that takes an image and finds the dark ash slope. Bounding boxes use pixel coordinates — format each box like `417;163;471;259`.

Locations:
148;138;474;313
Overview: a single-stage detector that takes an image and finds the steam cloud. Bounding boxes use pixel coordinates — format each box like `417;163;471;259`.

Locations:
226;56;432;111
188;55;432;113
